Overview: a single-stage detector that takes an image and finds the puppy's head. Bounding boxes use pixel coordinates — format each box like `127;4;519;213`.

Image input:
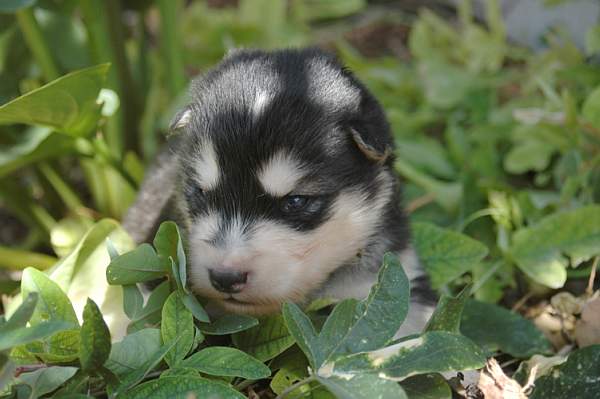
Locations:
172;48;397;315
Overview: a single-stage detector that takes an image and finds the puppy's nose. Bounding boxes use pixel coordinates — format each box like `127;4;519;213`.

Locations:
208;269;248;293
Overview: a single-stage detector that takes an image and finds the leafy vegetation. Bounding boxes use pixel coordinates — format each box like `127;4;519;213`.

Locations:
1;0;600;398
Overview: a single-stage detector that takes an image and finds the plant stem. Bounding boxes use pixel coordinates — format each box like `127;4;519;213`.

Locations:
0;246;57;270
38;162;85;212
15;7;60;81
275;375;316;399
80;0;124;155
157;0;186;96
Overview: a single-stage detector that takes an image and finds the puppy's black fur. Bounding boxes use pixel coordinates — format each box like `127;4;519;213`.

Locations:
124;48;435;327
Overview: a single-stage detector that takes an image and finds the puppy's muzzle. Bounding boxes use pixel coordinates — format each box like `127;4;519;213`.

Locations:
208;269;248;293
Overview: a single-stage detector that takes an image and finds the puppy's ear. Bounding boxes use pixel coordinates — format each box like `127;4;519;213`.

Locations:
349;127;392;165
168;106;193;133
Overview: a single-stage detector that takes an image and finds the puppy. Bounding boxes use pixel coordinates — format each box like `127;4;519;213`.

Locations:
124;48;435;334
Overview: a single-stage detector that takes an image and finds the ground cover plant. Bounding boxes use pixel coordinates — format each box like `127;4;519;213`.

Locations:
0;0;600;397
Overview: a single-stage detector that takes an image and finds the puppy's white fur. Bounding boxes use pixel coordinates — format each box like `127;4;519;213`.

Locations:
193;140;220;190
257;151;305;197
188;169;394;315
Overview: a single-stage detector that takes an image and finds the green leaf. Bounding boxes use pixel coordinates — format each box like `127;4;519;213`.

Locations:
281;302;322;369
24;329;81;363
0;0;37;12
122;285;143;320
17;366;78;399
199;314;258;335
2;293;38;331
110;338;180;397
79;298;111;373
180;292;209;323
460;300;552;358
530;345;600;398
284;253;410;369
21;267;78;325
419;60;475;109
0;127;74;178
106;329;161;376
161;292;194;367
413;222;488;288
583;86;600;129
0;321;73;351
49;219;133;339
127;281;170;333
181;346;271;379
0;64;109;136
122;376;245;399
153;221;187;291
232;314;295;362
509;205;600;288
425;286;470;333
106;243;166;285
316;373;408;399
400;373;452;399
504;139;557;174
270;348;310;395
322;332;486;381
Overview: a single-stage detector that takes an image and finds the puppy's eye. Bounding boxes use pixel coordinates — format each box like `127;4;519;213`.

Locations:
281;195;309;213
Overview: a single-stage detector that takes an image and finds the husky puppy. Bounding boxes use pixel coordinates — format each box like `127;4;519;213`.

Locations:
124;48;435;333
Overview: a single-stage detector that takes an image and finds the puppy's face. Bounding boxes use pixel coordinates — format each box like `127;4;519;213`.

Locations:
175;49;395;315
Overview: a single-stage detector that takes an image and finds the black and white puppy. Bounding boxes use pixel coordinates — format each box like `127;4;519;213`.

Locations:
124;48;435;334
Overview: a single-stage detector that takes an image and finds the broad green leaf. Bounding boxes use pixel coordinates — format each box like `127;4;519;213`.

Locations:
232;314;295;362
419;60;475;109
127;281;170;333
322;253;410;361
0;321;73;351
123;376;245;399
322;332;486;381
425;286;470;333
153;222;187;291
200;314;258;335
0;127;74;178
413;222;488;288
281;302;322;369
161;292;193;367
284;253;410;369
0;0;36;12
509;205;600;288
0;64;109;136
504;139;556;174
530;345;600;398
583;86;600;129
460;300;552;358
79;298;111;373
110;338;179;397
17;366;78;399
180;292;209;323
106;328;161;376
2;293;38;331
400;373;452;399
316;373;408;399
122;285;143;320
396;137;456;180
24;329;81;363
270;348;310;395
21;267;78;325
106;243;166;285
181;346;271;379
49;219;132;339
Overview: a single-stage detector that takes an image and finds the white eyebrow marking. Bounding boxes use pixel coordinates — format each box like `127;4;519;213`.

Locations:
194;140;220;190
258;152;305;197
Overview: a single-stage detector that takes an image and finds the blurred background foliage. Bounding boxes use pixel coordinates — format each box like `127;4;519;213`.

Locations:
0;0;600;311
